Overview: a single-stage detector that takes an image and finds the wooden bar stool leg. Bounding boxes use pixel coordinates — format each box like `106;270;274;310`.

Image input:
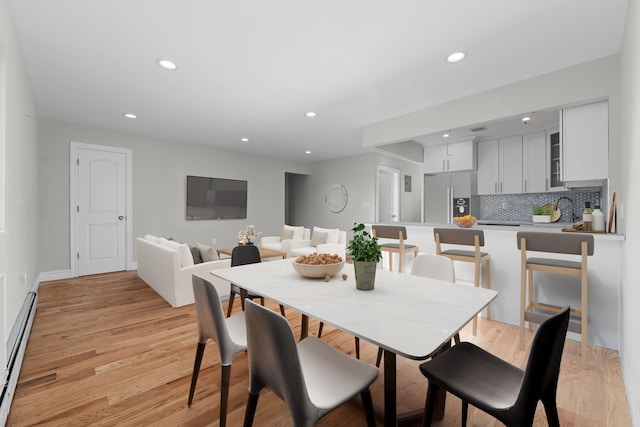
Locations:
520;260;527;351
528;269;534;332
399;251;404;273
581;264;589;357
485;258;491;320
388;252;393;272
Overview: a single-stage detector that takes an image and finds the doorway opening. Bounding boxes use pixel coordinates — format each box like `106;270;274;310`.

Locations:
376;166;400;222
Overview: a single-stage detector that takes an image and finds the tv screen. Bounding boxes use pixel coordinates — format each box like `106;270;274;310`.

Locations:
186;175;247;220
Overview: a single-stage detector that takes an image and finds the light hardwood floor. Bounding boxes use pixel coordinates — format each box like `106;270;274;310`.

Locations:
7;271;632;426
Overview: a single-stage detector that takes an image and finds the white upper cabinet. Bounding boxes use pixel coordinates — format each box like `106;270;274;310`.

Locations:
477;136;523;195
423;138;477;174
523;131;547;193
561;100;609;183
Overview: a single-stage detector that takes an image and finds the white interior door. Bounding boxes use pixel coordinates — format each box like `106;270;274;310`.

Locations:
75;145;128;276
377;166;400;222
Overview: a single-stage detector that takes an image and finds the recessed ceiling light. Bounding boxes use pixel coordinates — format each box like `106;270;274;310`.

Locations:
305;150;311;154
305;112;317;118
123;113;137;119
241;138;249;142
521;116;531;122
446;52;466;63
442;133;450;138
156;59;177;70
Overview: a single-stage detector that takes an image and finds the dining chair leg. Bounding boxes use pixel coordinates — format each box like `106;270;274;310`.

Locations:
453;332;461;345
422;383;439;427
375;347;383;368
187;342;206;406
317;321;324;338
243;392;260;427
279;304;286;316
360;389;376;427
542;396;561;427
220;364;231;427
226;291;236;318
355;337;360;359
461;401;469;426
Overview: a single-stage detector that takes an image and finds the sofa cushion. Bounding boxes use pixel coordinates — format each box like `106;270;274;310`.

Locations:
284;225;305;240
190;246;203;264
311;231;328;247
280;227;295;241
158;238;194;267
144;234;160;244
197;243;220;262
313;227;340;244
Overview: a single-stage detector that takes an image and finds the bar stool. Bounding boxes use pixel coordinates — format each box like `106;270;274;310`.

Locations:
372;225;418;273
434;228;491;335
517;231;593;355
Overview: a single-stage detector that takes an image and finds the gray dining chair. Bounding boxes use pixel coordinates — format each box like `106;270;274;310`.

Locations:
188;275;247;427
242;299;379;427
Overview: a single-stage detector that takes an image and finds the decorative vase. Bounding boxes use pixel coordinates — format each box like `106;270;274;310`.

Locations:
532;215;551;223
354;260;377;291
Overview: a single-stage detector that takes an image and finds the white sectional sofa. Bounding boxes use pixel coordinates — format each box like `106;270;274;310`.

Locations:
261;225;311;257
136;235;231;307
289;227;347;258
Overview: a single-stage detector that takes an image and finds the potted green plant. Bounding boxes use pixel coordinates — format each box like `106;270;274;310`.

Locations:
347;223;382;291
532;205;553;223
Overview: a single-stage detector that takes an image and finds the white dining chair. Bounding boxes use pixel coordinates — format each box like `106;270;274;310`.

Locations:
242;299;379;427
188;275;247;427
375;253;460;367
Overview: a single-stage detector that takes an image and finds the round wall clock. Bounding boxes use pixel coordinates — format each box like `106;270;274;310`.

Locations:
325;184;348;213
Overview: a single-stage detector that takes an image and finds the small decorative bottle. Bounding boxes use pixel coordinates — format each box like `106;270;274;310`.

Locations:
583;201;593;232
592;201;606;232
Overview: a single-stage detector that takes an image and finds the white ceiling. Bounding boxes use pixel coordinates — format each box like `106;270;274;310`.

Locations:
8;1;629;162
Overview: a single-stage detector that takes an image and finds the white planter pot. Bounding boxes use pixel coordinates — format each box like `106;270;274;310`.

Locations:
532;215;552;223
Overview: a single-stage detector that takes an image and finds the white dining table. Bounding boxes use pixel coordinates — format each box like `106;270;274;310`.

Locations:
211;258;497;427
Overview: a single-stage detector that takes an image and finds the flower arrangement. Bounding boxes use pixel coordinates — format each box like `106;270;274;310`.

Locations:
238;224;262;244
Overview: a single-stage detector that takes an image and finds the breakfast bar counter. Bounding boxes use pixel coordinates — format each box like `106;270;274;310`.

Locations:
375;222;624;350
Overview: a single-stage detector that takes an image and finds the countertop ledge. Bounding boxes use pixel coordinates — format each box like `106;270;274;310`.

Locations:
379;222;625;240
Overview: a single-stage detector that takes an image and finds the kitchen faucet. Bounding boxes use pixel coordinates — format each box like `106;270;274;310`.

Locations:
554;196;580;223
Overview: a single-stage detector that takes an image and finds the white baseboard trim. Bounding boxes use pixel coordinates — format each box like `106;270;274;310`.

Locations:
37;270;73;287
620;351;639;426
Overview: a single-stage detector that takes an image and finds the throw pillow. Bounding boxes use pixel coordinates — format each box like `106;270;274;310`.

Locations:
284;224;305;240
197;243;220;262
280;228;295;241
190;246;203;264
312;227;340;244
311;231;328;247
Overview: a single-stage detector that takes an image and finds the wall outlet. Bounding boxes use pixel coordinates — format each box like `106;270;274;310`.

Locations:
211;237;217;246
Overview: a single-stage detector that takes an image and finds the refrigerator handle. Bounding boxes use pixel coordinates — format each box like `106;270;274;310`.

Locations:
447;187;452;224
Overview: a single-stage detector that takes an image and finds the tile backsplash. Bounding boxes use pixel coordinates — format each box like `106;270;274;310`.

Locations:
481;191;602;223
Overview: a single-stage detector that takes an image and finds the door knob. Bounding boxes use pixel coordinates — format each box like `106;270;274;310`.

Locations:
118;216;125;220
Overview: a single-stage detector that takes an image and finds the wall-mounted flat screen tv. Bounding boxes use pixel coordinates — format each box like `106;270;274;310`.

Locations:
186;175;247;220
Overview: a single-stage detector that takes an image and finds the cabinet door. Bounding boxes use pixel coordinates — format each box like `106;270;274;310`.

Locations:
499;136;523;194
447;140;476;171
561;101;609;181
523;131;547;193
477;139;499;195
423;144;446;174
547;129;564;191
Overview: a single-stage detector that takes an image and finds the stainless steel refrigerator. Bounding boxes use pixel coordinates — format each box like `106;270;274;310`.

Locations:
423;173;479;224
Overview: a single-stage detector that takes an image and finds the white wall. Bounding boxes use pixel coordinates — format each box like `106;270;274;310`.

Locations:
37;118;311;273
0;0;39;360
619;0;640;423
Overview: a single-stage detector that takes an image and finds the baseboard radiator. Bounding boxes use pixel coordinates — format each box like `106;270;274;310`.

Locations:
1;291;37;425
